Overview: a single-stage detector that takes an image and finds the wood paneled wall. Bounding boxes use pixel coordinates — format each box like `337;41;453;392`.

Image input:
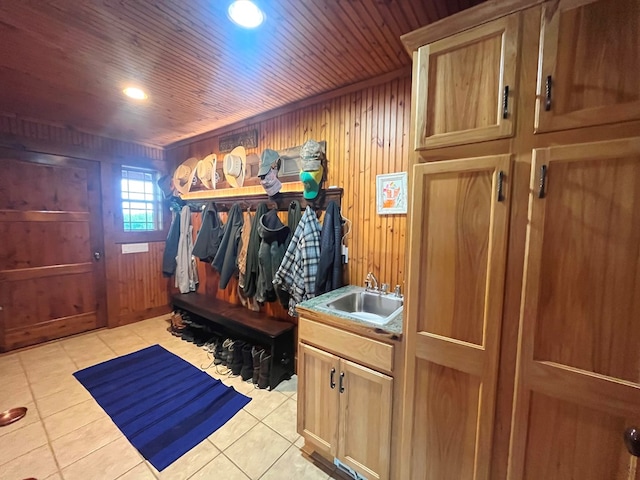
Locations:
167;75;412;312
116;242;172;324
0;113;164;161
0;114;171;341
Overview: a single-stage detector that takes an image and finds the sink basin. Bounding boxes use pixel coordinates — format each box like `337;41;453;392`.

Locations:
323;290;403;325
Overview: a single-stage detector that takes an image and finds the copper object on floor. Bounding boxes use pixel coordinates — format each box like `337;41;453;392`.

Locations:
0;406;28;427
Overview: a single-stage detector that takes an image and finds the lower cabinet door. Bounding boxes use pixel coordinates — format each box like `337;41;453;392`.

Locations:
338;358;393;480
298;342;340;455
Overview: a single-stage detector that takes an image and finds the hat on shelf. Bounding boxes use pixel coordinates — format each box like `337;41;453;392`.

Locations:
223;146;246;188
260;167;282;197
300;139;324;171
196;153;217;189
300;164;324;200
172;157;199;195
258;149;280;177
156;173;175;198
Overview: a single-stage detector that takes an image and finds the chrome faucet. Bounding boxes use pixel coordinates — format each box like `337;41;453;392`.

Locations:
365;271;379;291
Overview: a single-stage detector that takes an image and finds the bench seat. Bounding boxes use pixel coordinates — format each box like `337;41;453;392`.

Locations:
171;292;295;390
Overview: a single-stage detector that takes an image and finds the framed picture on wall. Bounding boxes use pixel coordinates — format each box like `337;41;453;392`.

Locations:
376;172;408;215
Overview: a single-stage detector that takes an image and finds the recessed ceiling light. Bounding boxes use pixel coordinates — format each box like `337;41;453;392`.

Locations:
228;0;264;28
123;87;148;100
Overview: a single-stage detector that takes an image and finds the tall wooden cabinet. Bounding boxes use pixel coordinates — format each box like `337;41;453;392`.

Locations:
403;156;512;479
400;0;640;478
509;137;640;479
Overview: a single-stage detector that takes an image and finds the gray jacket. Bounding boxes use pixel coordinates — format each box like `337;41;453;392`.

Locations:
175;205;198;293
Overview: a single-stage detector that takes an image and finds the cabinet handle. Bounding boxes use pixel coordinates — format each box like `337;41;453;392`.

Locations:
625;427;640;457
330;368;336;389
339;372;345;393
502;85;510;119
496;171;505;202
545;75;552;111
538;165;548;199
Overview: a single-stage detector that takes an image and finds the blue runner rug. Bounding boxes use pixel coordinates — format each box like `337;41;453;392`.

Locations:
74;344;250;471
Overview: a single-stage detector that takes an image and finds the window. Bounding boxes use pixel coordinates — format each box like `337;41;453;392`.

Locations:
121;167;162;231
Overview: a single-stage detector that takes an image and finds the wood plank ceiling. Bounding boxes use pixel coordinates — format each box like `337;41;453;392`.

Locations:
0;0;484;147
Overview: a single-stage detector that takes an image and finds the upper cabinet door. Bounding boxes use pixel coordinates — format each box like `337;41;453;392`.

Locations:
414;15;520;150
535;0;640;133
508;137;640;480
402;155;512;479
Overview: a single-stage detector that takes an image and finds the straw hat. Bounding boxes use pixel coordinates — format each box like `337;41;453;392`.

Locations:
172;157;199;195
196;153;217;189
223;146;246;188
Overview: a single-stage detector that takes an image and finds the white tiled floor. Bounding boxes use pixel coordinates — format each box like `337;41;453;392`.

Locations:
0;315;337;480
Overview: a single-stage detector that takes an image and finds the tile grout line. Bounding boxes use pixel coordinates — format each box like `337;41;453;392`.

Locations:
15;349;65;479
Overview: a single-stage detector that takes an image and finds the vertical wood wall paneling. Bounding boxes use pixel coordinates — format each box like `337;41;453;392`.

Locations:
116;242;171;324
0;114;164;161
167;76;412;318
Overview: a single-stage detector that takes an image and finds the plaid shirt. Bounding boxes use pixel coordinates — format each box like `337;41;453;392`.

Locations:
273;206;321;316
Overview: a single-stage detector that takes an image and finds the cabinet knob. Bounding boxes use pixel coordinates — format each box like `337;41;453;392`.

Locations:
624;427;640;457
538;165;548;199
496;171;505;202
339;372;345;393
545;75;552;111
330;368;336;389
502;85;510;119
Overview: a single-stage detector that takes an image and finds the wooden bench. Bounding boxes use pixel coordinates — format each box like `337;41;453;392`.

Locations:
171;292;295;390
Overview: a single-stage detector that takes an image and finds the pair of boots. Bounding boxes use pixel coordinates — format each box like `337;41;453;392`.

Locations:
214;338;234;367
168;311;186;337
251;347;271;389
213;339;253;380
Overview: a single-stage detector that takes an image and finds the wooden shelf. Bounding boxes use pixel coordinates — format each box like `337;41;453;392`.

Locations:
181;184;343;212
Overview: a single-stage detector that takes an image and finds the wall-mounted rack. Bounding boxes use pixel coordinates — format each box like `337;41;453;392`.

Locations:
183;186;343;213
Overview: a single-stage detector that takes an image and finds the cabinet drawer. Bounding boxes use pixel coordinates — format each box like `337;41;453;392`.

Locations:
299;318;394;374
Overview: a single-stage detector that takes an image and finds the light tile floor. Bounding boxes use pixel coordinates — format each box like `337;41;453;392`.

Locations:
0;314;338;480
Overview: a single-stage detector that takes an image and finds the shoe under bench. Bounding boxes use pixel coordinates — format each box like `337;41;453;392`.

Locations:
171;292;295;390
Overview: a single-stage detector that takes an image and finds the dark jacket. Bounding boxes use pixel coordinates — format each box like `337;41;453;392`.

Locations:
212;203;244;289
256;209;290;304
285;200;301;249
243;202;268;297
162;197;185;277
192;202;223;262
316;201;343;294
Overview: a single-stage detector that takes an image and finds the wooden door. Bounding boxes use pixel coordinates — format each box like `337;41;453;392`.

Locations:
337;358;393;480
401;155;512;479
508;138;640;479
535;0;640;133
0;152;106;351
414;14;520;149
297;342;340;456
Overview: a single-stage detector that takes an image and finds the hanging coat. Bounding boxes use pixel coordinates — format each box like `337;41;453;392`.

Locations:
237;209;253;288
273;206;321;316
243;202;269;297
212;203;244;289
256;209;289;304
192;202;223;262
162;209;180;277
175;205;198;293
316;201;344;294
162;196;185;277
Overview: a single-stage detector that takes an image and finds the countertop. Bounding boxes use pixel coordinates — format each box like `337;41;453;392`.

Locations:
297;285;403;340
